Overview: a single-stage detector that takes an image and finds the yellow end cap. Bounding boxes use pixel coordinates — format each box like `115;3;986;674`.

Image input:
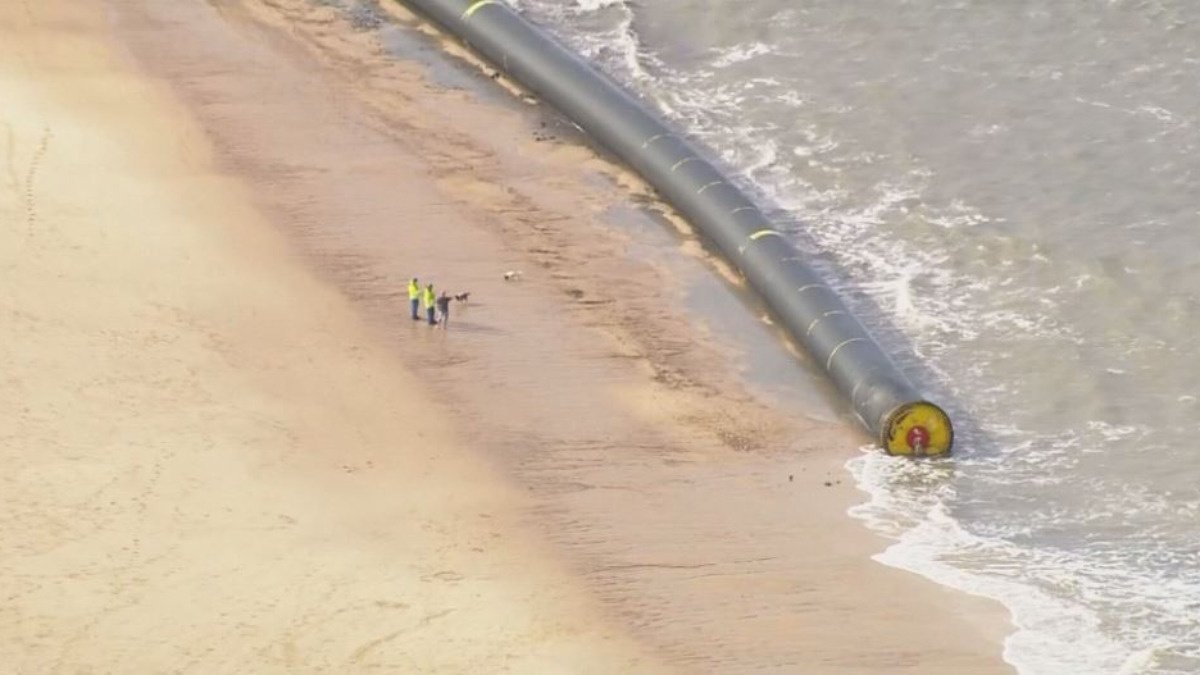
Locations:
883;402;953;457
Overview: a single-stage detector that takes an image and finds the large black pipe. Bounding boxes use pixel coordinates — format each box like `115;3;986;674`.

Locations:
396;0;952;455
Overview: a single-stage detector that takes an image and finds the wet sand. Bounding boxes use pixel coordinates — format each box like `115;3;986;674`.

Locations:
1;0;1013;671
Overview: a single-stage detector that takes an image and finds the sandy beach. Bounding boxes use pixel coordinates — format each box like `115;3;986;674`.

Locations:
2;0;1012;671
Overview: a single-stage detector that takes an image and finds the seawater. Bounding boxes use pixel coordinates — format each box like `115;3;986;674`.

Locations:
505;1;1200;672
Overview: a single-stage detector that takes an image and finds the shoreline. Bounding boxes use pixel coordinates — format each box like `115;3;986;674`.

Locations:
3;0;1016;670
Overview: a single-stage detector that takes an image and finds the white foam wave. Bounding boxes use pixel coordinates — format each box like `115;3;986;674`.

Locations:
710;41;774;68
519;0;653;86
575;0;624;10
847;451;1134;674
848;435;1200;674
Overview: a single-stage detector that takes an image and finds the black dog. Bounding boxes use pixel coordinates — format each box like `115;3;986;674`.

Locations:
453;292;471;303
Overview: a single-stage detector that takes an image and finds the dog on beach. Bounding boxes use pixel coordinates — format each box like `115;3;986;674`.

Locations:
503;270;523;281
453;292;471;303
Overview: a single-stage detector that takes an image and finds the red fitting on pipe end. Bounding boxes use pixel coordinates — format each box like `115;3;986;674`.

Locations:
906;426;930;452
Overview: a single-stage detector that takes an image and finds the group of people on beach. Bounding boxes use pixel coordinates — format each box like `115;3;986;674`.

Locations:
408;277;455;329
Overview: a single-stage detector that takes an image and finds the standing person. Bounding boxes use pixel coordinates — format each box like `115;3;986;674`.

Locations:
436;291;452;329
408;277;421;320
423;283;437;325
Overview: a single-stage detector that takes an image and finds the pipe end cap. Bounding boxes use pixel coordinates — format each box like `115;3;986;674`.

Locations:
882;401;953;457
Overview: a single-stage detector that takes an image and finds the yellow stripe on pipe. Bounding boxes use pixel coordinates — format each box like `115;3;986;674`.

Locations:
850;372;872;404
825;337;866;370
805;311;845;336
739;228;784;255
462;0;497;19
641;132;671;149
671;156;701;172
748;229;783;240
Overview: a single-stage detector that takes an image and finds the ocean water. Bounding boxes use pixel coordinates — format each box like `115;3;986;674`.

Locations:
495;1;1200;673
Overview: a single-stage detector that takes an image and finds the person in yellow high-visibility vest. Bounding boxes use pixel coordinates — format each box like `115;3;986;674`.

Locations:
422;283;437;325
408;278;421;320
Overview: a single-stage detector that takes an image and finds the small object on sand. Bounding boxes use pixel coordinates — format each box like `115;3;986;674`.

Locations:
453;291;471;303
503;270;523;281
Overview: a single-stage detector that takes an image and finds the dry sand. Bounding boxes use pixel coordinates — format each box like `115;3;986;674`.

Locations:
1;0;1014;671
0;2;654;671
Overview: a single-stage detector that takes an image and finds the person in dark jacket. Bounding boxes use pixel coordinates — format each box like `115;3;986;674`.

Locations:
436;291;452;329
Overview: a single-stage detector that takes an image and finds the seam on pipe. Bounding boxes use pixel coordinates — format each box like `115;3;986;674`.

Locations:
798;282;828;294
731;206;757;215
851;374;870;405
827;338;867;370
461;0;496;19
641;132;672;149
805;310;846;336
749;229;783;240
739;230;783;254
849;367;884;405
697;180;723;194
671;156;702;172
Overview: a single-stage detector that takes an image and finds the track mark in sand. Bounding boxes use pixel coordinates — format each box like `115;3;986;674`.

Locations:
2;120;53;247
23;126;52;237
349;609;454;664
592;561;716;574
422;569;464;583
349;628;405;664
